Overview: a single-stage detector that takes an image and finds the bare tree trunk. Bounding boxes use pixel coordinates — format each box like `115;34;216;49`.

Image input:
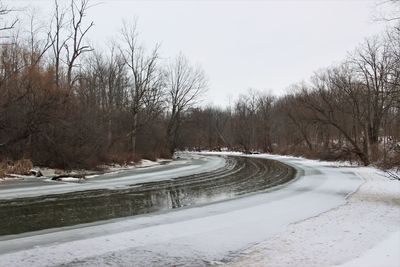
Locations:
131;112;138;154
166;53;207;155
107;117;112;149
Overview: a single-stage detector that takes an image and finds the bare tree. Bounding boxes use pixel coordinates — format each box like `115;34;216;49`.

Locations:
376;0;400;22
232;89;259;152
24;8;53;67
296;66;372;165
0;1;17;34
49;0;94;89
49;0;68;88
166;53;207;155
279;93;314;151
119;21;162;154
65;0;94;88
80;45;128;149
350;36;399;160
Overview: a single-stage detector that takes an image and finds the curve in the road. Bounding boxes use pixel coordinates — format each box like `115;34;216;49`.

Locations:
0;156;296;235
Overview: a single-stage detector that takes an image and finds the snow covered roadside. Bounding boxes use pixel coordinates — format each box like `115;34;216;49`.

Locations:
227;157;400;267
337;231;400;267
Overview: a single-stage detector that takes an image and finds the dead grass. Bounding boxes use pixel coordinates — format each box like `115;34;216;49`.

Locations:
106;152;142;165
0;164;6;178
0;159;33;177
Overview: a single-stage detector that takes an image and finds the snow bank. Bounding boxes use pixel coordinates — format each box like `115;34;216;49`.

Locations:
337;231;400;267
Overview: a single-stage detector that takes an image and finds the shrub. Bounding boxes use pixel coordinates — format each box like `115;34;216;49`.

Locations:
9;159;33;175
0;159;33;176
105;152;142;165
0;162;6;178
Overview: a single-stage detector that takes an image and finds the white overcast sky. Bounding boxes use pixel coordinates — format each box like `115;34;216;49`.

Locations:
6;0;393;106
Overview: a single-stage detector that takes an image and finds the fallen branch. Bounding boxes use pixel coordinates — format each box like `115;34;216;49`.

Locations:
385;170;400;181
51;174;86;182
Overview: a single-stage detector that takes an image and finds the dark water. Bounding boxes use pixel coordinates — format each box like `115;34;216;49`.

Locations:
0;157;295;235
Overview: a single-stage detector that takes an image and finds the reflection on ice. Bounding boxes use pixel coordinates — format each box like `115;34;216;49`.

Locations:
0;156;295;235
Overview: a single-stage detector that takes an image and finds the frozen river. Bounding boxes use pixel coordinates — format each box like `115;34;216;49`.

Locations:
0;154;294;235
0;153;365;266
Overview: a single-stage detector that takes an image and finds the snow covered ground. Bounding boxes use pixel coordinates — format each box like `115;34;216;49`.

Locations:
227;155;400;267
0;153;398;266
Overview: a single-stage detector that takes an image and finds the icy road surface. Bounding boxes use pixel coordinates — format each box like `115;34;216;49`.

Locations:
0;153;398;266
0;154;226;200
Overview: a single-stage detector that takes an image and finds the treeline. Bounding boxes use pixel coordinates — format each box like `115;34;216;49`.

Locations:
179;28;400;167
0;0;399;170
0;1;206;168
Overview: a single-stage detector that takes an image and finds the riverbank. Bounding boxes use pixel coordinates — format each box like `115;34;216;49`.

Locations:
0;158;173;183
